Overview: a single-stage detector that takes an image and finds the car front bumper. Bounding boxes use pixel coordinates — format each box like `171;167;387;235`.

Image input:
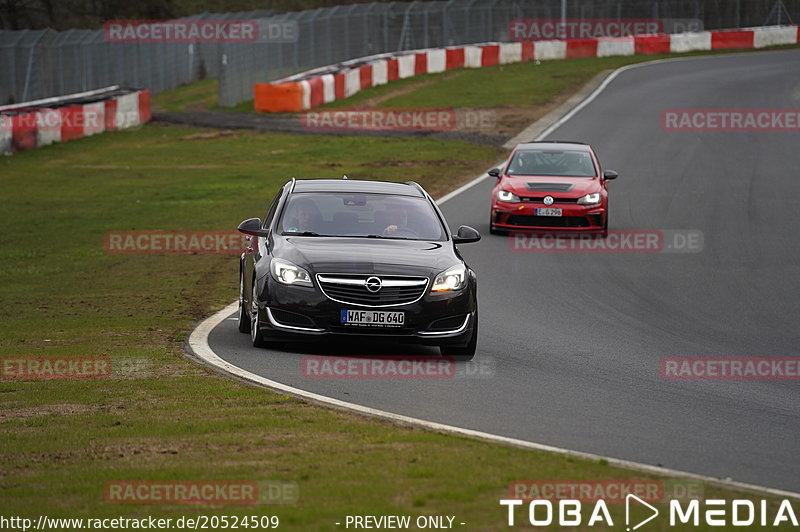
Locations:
254;276;477;346
491;201;606;232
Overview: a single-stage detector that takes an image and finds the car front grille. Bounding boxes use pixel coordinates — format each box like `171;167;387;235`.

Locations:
506;215;591;228
317;274;428;307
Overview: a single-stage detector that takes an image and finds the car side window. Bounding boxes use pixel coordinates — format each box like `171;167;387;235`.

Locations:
262;187;284;229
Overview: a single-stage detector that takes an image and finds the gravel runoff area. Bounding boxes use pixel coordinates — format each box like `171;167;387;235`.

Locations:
152;110;511;147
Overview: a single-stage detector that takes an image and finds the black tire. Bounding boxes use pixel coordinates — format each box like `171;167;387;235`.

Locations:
440;312;477;361
250;281;269;348
237;269;251;333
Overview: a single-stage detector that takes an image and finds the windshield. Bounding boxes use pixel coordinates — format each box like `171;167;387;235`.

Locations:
506;149;597;177
278;192;446;241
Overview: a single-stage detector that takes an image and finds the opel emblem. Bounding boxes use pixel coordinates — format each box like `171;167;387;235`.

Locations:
543;196;554;206
365;276;382;293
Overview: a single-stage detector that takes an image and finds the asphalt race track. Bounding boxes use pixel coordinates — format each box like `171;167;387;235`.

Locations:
206;49;800;492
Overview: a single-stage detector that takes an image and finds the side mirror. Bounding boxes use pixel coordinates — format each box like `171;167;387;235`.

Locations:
452;225;481;244
237;218;269;237
603;170;618;180
488;168;501;178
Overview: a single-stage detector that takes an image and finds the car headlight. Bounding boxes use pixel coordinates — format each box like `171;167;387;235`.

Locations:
270;258;313;287
431;264;467;292
497;190;521;203
577;192;601;205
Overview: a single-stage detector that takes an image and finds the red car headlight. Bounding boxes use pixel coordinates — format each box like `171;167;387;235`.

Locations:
497;190;521;203
577;192;601;205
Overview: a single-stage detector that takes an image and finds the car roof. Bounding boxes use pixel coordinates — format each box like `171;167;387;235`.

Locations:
515;141;592;152
291;179;426;197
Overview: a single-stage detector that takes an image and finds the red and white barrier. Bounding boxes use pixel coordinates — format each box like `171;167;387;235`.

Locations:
597;37;635;57
0;87;151;155
534;40;567;60
0;116;13;154
752;25;798;48
253;25;800;113
36;109;61;146
670;31;712;53
397;54;416;79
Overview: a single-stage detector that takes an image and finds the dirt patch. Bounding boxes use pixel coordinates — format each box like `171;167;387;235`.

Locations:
91;443;181;460
357;71;466;108
362;159;470;168
179;130;250;141
0;403;100;421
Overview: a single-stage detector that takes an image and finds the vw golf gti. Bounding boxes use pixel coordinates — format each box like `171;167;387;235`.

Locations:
489;141;618;236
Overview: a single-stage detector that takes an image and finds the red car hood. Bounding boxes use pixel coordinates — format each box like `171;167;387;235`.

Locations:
502;176;600;197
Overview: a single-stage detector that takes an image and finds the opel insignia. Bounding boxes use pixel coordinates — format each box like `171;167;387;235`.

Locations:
236;178;481;360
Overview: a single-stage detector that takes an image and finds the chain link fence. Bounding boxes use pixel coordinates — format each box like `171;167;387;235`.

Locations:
1;0;797;108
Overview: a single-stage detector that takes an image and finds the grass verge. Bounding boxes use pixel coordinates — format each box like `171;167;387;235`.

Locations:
2;67;798;531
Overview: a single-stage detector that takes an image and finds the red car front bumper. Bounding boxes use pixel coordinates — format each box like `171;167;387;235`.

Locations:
491;201;606;233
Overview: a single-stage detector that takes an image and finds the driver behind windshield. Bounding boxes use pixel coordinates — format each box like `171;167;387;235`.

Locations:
284;198;322;233
382;205;409;236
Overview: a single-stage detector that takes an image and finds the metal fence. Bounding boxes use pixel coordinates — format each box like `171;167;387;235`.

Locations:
1;0;798;108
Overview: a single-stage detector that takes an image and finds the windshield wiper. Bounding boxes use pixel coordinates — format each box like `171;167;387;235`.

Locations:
286;231;330;237
364;234;415;240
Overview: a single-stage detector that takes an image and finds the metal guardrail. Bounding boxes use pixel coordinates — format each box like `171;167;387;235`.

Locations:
0;0;797;108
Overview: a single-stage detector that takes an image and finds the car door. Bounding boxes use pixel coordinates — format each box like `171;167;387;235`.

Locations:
243;185;286;305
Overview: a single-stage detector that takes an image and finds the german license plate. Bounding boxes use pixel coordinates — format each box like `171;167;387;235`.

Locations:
535;208;562;216
340;310;405;327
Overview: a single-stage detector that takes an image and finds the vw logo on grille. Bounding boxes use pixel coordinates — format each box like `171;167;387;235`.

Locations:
543;195;554;205
364;276;382;293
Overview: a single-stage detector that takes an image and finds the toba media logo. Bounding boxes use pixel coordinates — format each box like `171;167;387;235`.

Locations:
499;497;799;529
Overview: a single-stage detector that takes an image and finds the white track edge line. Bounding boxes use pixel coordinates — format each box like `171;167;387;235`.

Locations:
188;306;800;502
187;55;800;502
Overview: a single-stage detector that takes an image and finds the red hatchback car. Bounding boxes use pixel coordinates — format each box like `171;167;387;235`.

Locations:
489;141;618;236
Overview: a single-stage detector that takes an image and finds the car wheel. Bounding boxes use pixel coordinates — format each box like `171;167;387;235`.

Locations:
237;269;251;333
440;311;477;361
250;281;269;348
601;211;609;238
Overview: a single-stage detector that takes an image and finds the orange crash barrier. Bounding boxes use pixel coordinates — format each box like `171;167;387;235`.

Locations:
254;82;304;113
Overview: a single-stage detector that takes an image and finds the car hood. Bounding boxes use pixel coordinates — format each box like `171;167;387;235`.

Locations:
502;176;600;197
275;237;459;277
